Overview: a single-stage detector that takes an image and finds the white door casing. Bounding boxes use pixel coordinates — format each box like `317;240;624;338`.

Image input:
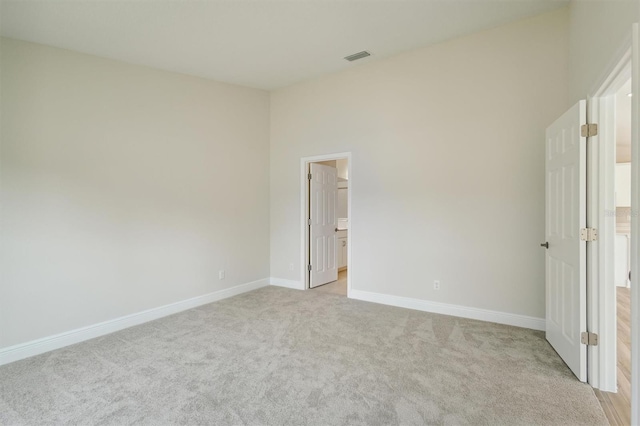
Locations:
630;22;638;426
309;163;338;288
545;100;588;382
588;46;633;393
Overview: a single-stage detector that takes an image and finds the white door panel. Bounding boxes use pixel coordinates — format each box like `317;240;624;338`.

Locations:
309;163;338;288
545;100;587;382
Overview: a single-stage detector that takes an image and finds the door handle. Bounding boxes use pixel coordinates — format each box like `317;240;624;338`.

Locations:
541;242;549;249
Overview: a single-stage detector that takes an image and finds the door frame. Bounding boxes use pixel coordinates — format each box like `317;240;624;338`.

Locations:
631;23;638;426
587;25;639;425
300;152;352;293
587;47;632;393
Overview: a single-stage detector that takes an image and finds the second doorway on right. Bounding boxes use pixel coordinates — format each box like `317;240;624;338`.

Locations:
602;76;632;426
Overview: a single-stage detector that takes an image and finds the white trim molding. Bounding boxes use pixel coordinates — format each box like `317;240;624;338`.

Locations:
0;278;270;366
584;37;636;393
586;47;632;393
270;277;305;290
350;289;545;331
629;22;638;426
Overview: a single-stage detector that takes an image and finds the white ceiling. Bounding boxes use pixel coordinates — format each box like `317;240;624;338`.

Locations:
1;0;568;90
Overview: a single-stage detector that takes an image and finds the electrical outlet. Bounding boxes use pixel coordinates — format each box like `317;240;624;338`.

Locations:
219;270;225;280
289;263;294;271
433;280;440;290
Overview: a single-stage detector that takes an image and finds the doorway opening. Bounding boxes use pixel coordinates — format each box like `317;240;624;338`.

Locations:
300;153;352;296
613;77;633;419
585;39;636;424
593;75;633;425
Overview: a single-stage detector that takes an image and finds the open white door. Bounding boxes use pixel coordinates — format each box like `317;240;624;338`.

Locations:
309;163;338;288
545;100;588;382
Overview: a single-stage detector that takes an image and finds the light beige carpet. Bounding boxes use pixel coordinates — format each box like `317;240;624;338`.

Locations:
0;287;607;425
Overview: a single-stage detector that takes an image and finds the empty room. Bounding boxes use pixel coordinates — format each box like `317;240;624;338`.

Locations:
1;0;639;425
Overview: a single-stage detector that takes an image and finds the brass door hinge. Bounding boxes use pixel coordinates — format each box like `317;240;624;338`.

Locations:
581;123;598;137
581;332;599;346
580;228;598;242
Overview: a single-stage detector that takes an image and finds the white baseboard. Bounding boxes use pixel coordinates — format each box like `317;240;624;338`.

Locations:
270;277;305;290
0;278;270;366
349;289;545;331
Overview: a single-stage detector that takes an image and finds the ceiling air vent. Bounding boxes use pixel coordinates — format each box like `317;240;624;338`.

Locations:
344;51;371;62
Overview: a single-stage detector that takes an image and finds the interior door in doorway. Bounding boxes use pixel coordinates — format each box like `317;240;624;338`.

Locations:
309;163;338;288
544;100;588;382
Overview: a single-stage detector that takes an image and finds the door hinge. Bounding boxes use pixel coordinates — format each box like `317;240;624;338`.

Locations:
581;123;598;137
581;331;599;346
580;228;598;242
308;218;312;225
308;264;312;272
308;173;312;180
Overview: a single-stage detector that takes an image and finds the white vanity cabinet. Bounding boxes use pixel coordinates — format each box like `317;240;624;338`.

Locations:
336;229;348;270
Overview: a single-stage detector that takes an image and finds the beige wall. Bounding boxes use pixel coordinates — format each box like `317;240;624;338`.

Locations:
270;9;569;318
569;0;639;102
0;38;271;348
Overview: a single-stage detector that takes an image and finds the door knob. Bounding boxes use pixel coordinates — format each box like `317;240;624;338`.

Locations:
540;242;549;249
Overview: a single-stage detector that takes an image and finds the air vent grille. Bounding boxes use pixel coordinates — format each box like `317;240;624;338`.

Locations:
344;51;371;62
